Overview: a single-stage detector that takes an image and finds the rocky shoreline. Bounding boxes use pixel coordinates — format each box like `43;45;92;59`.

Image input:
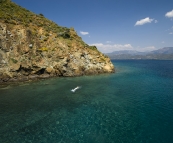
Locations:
0;58;115;84
0;70;115;86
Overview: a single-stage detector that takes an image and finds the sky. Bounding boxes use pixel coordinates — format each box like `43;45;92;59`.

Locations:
12;0;173;53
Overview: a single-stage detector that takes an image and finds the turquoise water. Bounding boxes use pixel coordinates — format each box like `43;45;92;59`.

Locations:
0;60;173;143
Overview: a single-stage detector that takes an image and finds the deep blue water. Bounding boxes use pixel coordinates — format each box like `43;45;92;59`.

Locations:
0;60;173;143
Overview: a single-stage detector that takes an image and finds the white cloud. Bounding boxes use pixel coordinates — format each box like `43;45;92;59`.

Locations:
80;31;89;35
90;43;157;53
135;17;154;26
165;10;173;18
162;41;165;44
169;32;173;34
89;43;133;53
154;20;158;23
165;27;173;32
138;46;157;52
106;41;112;43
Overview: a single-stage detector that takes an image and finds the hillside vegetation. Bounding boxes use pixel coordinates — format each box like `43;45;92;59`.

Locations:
0;0;86;46
0;0;114;83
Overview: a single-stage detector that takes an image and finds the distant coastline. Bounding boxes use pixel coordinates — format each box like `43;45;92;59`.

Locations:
106;47;173;60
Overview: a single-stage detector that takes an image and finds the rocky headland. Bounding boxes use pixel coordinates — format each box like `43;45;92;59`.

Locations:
0;0;114;84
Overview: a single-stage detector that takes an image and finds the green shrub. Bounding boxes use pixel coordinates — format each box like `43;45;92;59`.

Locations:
88;46;97;50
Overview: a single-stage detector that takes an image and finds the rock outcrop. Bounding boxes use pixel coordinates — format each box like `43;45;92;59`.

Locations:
0;0;114;84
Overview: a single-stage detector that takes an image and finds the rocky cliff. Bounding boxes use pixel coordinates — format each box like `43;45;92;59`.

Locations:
0;0;114;84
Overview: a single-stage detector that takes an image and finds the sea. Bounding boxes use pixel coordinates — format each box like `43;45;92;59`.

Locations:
0;60;173;143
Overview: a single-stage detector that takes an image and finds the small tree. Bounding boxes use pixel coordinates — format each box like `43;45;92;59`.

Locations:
39;13;44;17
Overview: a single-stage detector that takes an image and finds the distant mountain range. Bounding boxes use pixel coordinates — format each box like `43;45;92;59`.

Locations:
106;47;173;60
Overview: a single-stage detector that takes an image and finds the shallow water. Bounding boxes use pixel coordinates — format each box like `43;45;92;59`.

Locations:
0;60;173;143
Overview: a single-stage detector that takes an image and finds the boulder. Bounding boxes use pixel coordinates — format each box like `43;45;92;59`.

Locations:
39;74;50;79
45;66;53;74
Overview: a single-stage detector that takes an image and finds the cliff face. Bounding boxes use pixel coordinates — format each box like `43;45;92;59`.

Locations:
0;0;114;83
